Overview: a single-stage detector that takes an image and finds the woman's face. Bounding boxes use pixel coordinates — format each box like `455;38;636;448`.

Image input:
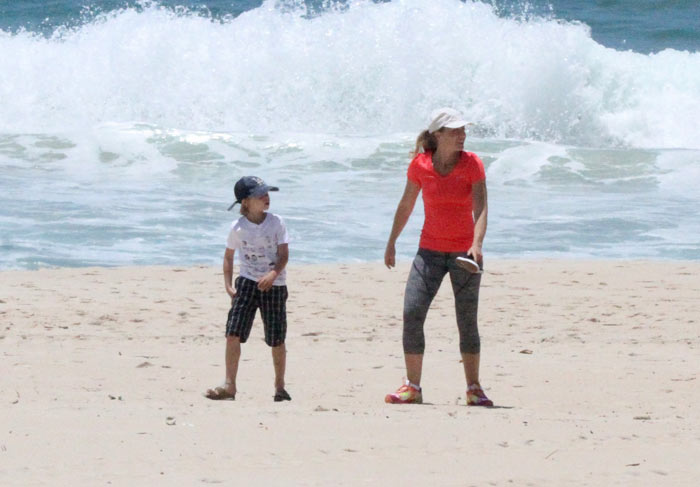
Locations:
436;126;466;152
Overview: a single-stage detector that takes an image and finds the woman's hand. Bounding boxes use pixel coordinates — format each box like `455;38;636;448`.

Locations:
384;243;396;269
467;245;483;267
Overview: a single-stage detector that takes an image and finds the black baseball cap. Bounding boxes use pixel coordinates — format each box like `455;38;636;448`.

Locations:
228;176;279;210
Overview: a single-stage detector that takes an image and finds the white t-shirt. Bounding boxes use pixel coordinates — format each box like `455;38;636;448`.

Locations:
226;212;290;286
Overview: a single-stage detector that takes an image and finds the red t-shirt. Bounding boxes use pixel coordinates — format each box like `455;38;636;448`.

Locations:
407;151;486;252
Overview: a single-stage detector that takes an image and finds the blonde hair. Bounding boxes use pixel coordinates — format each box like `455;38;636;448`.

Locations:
413;129;438;156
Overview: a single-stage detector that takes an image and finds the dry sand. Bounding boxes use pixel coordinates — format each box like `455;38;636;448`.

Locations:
1;260;699;486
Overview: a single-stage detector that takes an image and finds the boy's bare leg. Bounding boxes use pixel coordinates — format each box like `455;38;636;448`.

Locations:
224;336;241;395
271;343;286;391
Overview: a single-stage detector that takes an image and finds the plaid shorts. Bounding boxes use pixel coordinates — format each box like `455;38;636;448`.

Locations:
225;276;288;346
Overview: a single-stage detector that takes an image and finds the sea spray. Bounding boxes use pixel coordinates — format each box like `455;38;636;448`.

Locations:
1;0;699;148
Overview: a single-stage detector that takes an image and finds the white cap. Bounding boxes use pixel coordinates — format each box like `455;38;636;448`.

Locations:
428;107;470;133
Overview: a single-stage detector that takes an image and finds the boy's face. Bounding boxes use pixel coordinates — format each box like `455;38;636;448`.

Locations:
246;192;270;212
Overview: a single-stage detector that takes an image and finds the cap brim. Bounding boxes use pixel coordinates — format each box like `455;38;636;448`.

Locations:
250;185;279;197
229;185;279;210
444;120;472;129
428;120;474;133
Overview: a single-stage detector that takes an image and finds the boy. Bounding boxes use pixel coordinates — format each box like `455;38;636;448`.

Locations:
205;176;291;402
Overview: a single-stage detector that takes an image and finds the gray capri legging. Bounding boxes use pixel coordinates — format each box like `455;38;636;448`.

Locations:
403;248;482;355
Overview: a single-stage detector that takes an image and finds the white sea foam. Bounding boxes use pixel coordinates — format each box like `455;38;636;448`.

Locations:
1;0;699;148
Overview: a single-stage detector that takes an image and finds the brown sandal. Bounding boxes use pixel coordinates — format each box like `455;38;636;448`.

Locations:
204;386;235;400
274;388;291;402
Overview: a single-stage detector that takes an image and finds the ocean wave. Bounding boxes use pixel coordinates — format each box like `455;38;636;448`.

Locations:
1;0;699;149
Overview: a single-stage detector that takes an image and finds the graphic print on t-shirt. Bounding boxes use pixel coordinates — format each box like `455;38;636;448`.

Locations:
226;213;290;285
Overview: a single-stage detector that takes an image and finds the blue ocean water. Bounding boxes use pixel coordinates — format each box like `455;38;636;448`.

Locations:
1;0;699;269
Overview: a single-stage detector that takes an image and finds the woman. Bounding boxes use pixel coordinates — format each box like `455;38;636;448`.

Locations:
384;108;493;406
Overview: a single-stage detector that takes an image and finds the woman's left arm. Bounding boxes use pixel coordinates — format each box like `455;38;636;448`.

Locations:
469;180;488;265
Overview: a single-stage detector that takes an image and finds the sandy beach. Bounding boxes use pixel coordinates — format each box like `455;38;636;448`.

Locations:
1;260;699;486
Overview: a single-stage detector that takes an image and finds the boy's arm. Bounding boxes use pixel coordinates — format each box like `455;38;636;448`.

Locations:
257;243;289;291
223;247;236;298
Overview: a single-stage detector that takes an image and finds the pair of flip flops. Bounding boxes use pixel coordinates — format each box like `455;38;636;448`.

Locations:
204;387;292;402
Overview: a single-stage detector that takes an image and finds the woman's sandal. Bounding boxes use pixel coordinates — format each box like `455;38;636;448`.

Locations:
204;386;236;400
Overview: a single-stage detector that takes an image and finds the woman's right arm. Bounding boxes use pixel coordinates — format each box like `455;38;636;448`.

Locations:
385;179;421;268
